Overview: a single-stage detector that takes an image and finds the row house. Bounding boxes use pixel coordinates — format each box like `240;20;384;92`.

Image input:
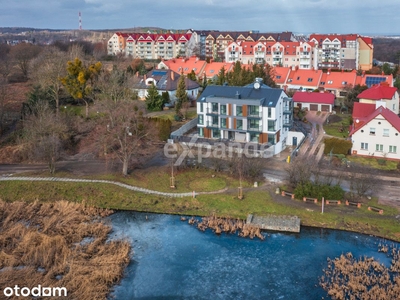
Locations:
196;80;293;154
309;34;373;71
225;41;318;70
107;32;194;59
158;56;234;80
273;66;393;98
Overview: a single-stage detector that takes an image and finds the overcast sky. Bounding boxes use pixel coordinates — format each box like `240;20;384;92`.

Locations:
1;0;398;36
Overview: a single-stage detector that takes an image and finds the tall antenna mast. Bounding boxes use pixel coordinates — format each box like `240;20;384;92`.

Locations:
79;11;82;30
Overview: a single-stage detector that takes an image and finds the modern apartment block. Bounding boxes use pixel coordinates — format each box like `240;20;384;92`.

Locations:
196;79;293;154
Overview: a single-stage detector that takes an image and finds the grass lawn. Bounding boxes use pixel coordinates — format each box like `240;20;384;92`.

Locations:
2;167;400;241
324;113;352;138
347;156;399;171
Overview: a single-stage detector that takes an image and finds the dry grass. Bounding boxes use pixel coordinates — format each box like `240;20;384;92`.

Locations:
0;200;130;300
320;245;400;299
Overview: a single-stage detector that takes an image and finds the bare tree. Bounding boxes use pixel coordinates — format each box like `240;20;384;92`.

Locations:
30;47;68;115
10;43;42;79
20;102;69;174
0;79;10;136
0;44;12;82
348;163;378;199
285;154;317;188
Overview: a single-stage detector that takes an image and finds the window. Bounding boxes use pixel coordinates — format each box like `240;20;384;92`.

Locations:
276;75;281;79
249;119;260;130
200;103;204;113
212;116;218;126
198;127;204;137
383;129;389;137
198;114;204;125
236;106;243;116
376;144;383;152
221;118;227;128
212;129;220;138
237;119;243;130
249;105;260;116
320;82;325;85
327;80;333;84
268;107;272;118
370;127;376;135
361;142;368;150
212;103;218;113
220;104;227;115
250;133;259;142
389;145;397;153
296;76;300;80
307;78;313;82
268;120;275;131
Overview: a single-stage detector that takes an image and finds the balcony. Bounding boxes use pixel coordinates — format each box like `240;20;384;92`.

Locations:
247;111;262;118
206;108;219;115
206;121;219;129
283;106;292;114
283;119;293;128
248;125;263;133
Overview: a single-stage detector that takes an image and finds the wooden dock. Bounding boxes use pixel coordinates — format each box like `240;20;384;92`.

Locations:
246;214;300;233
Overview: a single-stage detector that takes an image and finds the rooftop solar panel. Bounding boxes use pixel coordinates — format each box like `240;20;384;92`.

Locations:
365;76;386;87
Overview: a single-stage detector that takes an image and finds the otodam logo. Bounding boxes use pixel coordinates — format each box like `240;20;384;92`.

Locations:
2;285;67;297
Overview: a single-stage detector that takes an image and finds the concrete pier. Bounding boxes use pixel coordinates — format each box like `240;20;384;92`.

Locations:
246;214;300;233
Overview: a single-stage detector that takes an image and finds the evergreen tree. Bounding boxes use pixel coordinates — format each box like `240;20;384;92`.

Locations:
187;70;197;81
145;82;163;111
216;66;226;85
175;74;188;117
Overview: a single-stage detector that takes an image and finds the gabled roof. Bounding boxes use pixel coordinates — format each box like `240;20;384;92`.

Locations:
159;56;207;77
357;83;397;100
352;102;376;119
273;67;291;85
286;68;323;87
356;74;393;87
202;62;234;78
293;91;335;104
350;106;400;135
133;69;200;92
309;33;358;47
319;70;357;89
199;85;284;107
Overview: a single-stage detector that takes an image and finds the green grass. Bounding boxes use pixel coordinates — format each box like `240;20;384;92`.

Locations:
2;167;400;241
347;156;399;171
324;113;352;138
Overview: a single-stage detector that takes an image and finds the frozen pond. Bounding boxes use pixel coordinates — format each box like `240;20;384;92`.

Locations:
109;212;395;300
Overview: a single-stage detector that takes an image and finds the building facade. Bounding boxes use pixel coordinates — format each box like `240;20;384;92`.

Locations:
196;80;293;154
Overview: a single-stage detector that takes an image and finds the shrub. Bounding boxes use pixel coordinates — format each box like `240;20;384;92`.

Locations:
294;181;345;200
324;137;352;155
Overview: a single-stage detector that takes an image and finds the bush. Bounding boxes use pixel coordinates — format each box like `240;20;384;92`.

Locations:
324;137;352;155
294;181;345;200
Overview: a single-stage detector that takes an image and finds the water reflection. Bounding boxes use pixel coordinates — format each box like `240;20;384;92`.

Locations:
109;212;395;300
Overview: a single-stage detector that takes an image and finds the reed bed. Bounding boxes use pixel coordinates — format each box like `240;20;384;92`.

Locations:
186;214;265;240
0;200;130;300
320;244;400;299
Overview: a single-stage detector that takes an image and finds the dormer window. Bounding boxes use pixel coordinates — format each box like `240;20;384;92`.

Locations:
307;78;313;82
327;80;333;84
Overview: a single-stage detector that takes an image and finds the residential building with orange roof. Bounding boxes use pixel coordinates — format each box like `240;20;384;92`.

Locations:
157;56;207;78
284;67;324;91
273;67;291;88
356;73;394;88
318;69;358;97
349;105;400;160
202;62;234;80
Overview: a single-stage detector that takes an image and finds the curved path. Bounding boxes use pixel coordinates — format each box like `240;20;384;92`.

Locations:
0;176;228;198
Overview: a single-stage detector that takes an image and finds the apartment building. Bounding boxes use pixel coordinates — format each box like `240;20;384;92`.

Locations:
196;80;293;154
225;41;318;70
107;32;194;59
309;34;373;71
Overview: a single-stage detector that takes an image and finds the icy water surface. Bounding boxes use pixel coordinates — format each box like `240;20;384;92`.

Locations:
109;212;395;300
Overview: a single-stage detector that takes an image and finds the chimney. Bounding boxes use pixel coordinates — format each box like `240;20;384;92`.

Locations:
171;71;175;81
235;91;241;99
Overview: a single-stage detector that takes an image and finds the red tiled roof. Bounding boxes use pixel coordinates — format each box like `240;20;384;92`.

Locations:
352;102;377;119
203;62;234;78
160;56;207;77
350;106;400;135
293;91;335;104
357;84;397;100
286;68;323;87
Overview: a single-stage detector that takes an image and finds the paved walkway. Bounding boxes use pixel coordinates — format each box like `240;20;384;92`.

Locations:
298;111;329;161
0;176;228;198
